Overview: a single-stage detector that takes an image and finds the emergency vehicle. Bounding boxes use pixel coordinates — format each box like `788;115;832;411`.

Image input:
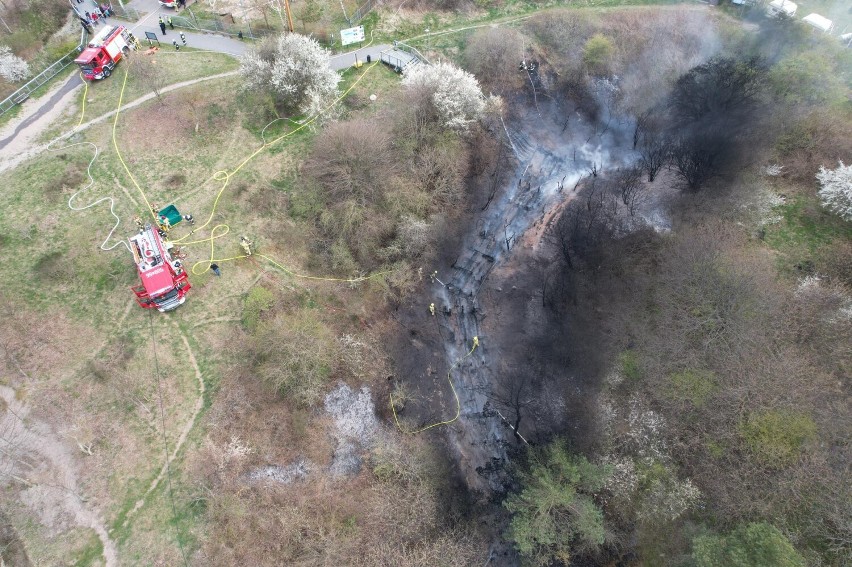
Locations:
129;224;192;312
74;25;135;81
159;0;177;7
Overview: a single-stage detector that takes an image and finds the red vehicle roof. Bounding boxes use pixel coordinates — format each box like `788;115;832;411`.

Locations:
139;264;175;298
74;47;101;64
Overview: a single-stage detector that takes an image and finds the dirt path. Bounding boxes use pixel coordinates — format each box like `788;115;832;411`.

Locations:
0;73;81;151
0;386;118;567
122;330;205;527
0;70;239;175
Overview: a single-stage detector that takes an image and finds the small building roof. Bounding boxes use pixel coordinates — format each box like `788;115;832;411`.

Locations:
768;0;797;15
802;13;833;33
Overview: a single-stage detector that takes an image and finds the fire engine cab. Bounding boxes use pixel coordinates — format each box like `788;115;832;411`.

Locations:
129;224;192;312
74;25;135;81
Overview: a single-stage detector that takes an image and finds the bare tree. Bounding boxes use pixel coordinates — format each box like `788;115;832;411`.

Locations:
305;118;397;206
633;108;652;150
247;0;272;28
669;56;768;126
669;129;729;191
130;55;167;102
638;129;669;183
488;371;533;445
551;179;618;270
661;56;768;191
463;27;525;94
613;164;644;215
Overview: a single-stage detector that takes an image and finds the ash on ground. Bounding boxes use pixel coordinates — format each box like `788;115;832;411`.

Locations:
245;384;381;483
246;459;312;485
324;383;381;477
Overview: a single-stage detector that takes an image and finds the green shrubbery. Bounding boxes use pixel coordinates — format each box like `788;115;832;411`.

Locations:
666;368;718;408
242;286;275;331
739;410;817;468
692;523;805;567
505;440;610;566
249;310;337;407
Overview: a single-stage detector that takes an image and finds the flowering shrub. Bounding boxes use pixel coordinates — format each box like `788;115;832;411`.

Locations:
817;161;852;221
240;34;339;116
403;62;485;132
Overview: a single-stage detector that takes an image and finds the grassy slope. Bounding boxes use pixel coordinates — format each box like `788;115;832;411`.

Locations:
0;48;405;564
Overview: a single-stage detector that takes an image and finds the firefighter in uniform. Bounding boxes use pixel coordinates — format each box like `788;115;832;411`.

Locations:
159;17;166;35
240;236;253;256
168;16;174;30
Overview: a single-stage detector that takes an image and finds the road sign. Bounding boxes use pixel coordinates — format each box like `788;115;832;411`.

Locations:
340;25;365;46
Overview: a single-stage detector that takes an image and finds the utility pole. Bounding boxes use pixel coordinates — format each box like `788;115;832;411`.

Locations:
283;0;294;32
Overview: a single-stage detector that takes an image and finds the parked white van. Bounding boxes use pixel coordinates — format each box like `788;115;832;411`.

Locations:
766;0;798;18
802;13;834;33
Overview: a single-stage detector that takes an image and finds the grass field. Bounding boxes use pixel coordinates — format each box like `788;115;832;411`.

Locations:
0;40;407;562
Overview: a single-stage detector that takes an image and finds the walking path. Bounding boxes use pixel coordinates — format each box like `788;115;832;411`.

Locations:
0;71;238;174
0;385;119;567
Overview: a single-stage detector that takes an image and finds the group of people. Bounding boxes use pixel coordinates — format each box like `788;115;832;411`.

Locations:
78;1;113;29
158;16;175;35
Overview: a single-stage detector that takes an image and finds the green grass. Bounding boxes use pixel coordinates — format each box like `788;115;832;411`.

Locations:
739;410;817;468
72;530;105;566
666;368;718;408
242;285;275;330
763;195;852;275
49;50;240;136
0;7;406;565
618;350;643;382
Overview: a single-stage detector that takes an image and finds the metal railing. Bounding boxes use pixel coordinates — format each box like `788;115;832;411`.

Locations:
0;27;88;117
393;41;430;65
380;41;429;73
169;11;275;39
110;4;142;21
348;0;378;25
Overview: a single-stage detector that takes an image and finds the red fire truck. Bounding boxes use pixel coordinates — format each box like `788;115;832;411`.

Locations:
129;224;192;312
74;25;135;81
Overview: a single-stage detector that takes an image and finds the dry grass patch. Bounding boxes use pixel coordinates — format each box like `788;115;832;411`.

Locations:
195;433;486;566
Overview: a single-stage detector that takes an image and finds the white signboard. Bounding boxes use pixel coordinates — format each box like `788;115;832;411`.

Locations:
340;25;365;46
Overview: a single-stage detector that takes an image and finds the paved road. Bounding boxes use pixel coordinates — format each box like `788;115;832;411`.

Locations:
330;44;391;71
121;0;390;67
0;73;81;150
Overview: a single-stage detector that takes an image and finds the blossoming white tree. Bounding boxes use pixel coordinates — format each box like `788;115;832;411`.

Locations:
817;161;852;221
0;45;29;82
240;33;339;116
402;61;485;132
